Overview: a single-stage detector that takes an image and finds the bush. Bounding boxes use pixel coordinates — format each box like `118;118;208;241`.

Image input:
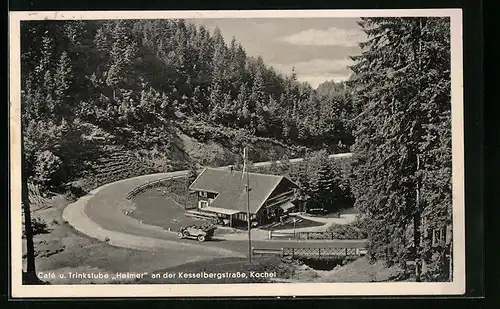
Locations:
22;216;50;238
33;150;67;190
327;221;368;239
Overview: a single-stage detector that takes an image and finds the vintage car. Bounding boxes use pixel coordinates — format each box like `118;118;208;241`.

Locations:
177;224;216;242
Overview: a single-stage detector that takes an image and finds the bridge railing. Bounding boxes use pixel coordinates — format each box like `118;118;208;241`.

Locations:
282;247;364;259
251;247;367;259
251;247;284;257
268;230;366;240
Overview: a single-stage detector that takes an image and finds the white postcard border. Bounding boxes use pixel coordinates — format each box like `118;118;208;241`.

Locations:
9;9;465;298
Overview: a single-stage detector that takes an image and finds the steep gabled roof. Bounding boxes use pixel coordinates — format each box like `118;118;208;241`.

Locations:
189;167;296;214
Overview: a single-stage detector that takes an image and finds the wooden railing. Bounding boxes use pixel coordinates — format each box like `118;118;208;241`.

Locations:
251;247;367;259
251;248;284;256
125;174;188;200
267;231;296;240
282;247;365;259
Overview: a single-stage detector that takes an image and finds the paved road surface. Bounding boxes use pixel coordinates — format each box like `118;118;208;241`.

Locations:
252;152;352;168
63;152;365;260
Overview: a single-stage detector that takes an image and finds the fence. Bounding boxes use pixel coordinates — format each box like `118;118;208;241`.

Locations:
125;174;188;200
282;247;362;259
251;247;367;260
268;230;366;240
267;231;296;240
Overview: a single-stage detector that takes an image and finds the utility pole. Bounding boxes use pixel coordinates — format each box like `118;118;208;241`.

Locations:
243;147;252;263
184;174;189;210
293;217;297;238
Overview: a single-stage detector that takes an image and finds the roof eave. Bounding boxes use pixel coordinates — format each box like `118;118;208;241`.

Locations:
188;167;208;191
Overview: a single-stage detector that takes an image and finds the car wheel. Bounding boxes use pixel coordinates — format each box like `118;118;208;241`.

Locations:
197;235;205;242
177;232;184;239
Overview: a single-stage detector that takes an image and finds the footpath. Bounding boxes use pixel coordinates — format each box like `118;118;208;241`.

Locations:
218;213;358;241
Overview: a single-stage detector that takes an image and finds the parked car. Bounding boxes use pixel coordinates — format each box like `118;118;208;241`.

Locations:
177;224;216;242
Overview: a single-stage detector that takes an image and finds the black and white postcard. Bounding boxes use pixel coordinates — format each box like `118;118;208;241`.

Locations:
9;9;465;297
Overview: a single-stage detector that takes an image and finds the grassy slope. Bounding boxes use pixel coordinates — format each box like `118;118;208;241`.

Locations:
22;195;232;284
308;257;404;282
138;256;296;284
129;188;205;231
23;194;400;285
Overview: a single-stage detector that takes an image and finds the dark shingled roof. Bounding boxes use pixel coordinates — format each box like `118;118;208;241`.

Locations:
189;167;296;214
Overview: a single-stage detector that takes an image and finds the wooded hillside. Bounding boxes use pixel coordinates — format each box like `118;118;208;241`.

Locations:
20;19;354;193
20;17;453;281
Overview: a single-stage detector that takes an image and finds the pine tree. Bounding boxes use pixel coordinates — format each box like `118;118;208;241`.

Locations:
251;69;267;134
53;51;73;119
34;35;55;81
208;80;223;123
211;27;228;91
235;83;250;126
105;20;138;100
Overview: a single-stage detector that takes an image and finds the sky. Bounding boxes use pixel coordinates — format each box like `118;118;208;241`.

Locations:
189;18;367;88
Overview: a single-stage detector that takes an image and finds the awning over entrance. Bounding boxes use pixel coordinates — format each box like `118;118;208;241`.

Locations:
280;201;296;211
203;206;240;216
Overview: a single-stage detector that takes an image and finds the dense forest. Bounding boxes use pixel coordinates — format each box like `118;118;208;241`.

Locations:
348;17;452;281
243;17;453;281
20;19;354;193
20;17;452;281
245;150;353;215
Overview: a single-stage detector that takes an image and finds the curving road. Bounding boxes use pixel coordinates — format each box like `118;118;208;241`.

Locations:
63;153;366;259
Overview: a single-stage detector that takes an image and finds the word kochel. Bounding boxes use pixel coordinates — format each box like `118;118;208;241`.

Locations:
166;271;277;280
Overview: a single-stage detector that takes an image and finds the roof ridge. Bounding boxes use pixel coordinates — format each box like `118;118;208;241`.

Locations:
207;166;284;179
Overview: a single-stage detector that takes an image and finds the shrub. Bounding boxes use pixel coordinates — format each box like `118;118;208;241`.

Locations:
33;150;67;190
327;221;368;239
22;216;50;238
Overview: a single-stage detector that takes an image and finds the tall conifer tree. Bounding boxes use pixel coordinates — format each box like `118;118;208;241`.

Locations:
349;17;451;279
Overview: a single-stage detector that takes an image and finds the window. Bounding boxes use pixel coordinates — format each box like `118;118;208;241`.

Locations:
199;201;208;208
207;192;217;199
199;191;207;197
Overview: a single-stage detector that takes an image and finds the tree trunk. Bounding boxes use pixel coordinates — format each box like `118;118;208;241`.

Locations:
449;235;453;281
414;154;422;282
413;20;425;281
413;213;421;281
22;134;36;281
